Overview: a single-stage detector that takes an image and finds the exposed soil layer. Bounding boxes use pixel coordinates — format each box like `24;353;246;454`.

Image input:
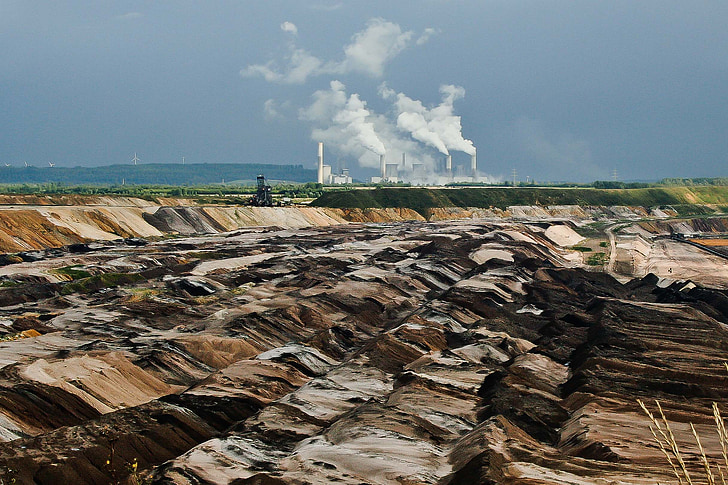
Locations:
0;194;706;254
0;218;724;483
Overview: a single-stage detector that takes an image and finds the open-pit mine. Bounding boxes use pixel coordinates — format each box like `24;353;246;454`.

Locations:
0;195;727;484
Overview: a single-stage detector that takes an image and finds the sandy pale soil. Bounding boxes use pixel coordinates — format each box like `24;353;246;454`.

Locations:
612;235;728;288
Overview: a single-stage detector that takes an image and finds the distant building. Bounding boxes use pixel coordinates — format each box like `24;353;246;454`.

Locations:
385;163;399;183
330;168;352;185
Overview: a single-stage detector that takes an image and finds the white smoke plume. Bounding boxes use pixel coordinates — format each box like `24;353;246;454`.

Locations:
301;81;480;177
335;94;386;155
300;81;386;168
380;84;449;155
382;83;476;156
242;18;434;84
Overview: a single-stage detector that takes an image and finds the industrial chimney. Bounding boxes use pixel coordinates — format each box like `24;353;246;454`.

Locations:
380;154;386;180
317;142;324;184
471;149;477;177
446;155;452;175
401;153;406;168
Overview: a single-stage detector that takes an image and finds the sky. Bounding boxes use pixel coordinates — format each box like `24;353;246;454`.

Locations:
1;1;727;183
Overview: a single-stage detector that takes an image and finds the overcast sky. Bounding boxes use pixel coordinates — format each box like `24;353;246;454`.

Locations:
2;1;727;182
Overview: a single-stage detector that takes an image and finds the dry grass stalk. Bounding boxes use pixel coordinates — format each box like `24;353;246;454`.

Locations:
637;399;692;485
713;402;728;485
640;364;728;484
690;422;715;485
640;398;728;485
657;400;694;483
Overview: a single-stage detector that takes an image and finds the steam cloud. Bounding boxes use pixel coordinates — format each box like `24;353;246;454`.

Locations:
300;81;385;168
242;18;435;84
380;84;449;155
301;80;477;175
382;84;475;156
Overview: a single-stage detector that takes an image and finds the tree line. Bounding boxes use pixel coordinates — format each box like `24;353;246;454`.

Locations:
0;163;316;185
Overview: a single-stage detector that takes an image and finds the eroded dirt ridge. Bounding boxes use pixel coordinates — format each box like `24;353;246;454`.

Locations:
0;194;697;254
0;220;726;483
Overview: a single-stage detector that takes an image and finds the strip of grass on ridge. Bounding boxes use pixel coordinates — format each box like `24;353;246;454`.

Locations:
312;186;728;211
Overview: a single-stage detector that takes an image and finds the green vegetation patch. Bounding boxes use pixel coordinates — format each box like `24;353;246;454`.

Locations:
571;246;593;252
185;251;223;260
586;253;607;266
670;204;717;216
52;265;92;280
312;186;728;212
61;272;144;295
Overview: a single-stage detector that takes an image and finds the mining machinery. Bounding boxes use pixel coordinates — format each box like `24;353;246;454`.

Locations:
249;174;273;207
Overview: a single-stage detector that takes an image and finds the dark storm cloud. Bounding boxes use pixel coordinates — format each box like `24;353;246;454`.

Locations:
1;1;726;182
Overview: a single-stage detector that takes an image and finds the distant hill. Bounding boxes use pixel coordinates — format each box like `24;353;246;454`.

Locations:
0;163;316;185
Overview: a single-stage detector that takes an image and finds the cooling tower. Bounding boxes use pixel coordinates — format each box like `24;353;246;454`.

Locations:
385;163;399;179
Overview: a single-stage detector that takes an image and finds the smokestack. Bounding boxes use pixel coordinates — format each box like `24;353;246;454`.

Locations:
471;149;477;176
401;153;406;169
317;142;324;184
446;155;452;175
380;154;386;179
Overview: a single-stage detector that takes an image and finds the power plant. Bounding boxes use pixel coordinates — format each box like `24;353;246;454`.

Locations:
307;81;480;185
316;143;353;185
316;142;479;185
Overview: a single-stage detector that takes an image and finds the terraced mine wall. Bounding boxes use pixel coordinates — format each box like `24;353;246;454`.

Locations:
0;220;728;483
0;203;652;254
638;217;728;235
0;190;726;255
0;194;645;253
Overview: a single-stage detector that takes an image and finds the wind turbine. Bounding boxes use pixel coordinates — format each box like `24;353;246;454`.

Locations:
132;152;140;165
48;162;55;167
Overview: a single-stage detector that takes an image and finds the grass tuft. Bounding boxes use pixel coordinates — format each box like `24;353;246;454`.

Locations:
640;365;728;484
